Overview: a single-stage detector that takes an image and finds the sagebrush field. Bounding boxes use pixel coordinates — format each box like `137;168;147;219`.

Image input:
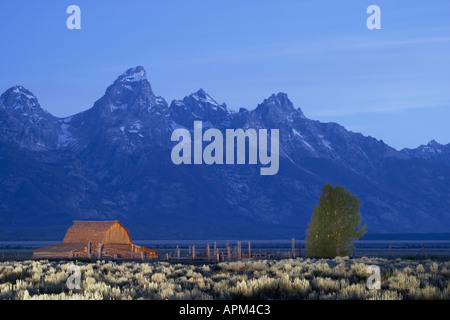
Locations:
1;257;449;300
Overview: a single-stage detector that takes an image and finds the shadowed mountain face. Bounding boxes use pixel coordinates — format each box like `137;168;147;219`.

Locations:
1;66;449;240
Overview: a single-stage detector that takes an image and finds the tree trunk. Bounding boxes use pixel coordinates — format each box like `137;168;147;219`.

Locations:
335;234;340;257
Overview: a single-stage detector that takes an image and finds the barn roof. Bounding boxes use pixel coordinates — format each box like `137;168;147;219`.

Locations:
67;220;118;231
63;220;131;244
33;243;87;252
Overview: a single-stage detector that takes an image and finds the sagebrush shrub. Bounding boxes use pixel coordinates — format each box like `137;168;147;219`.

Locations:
0;257;448;300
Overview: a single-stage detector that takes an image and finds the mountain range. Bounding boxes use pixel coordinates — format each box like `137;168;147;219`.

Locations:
1;66;449;240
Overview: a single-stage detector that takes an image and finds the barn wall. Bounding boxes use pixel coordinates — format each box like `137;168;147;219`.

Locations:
104;223;132;244
96;244;158;259
32;251;74;259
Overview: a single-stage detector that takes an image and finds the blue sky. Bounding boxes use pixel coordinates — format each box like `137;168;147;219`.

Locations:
0;0;449;150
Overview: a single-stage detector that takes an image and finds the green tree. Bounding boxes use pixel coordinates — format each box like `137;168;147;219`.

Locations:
305;183;366;258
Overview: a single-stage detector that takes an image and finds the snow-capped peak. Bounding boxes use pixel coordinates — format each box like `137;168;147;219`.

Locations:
419;140;444;154
257;92;300;114
427;140;441;147
0;85;40;112
115;66;147;84
10;85;37;100
191;88;219;106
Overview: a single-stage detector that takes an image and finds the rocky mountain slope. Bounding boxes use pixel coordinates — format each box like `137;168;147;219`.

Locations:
0;66;449;240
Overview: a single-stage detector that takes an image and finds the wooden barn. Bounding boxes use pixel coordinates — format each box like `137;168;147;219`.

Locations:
33;220;159;260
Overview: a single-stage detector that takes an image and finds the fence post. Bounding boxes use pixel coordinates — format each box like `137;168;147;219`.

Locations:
176;245;180;258
98;244;103;260
388;245;392;258
237;242;242;260
206;244;210;258
192;245;195;261
248;241;251;259
87;242;92;259
298;240;302;258
291;238;296;258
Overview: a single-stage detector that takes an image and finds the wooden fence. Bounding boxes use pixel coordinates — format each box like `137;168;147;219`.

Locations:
164;238;301;262
162;239;449;262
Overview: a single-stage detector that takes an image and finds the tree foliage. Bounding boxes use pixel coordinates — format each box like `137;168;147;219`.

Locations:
305;183;367;258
